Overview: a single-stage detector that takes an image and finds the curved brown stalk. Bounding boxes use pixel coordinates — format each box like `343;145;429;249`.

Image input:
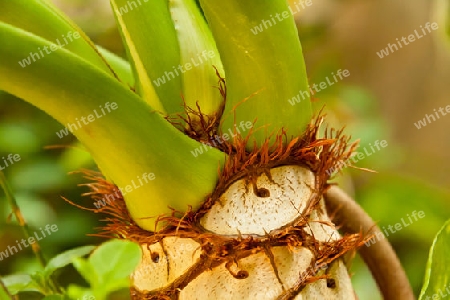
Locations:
324;185;415;300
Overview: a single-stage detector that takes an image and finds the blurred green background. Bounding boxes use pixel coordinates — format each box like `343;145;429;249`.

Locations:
0;0;449;299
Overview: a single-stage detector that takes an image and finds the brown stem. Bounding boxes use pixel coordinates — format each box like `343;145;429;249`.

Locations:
0;171;47;267
324;185;415;300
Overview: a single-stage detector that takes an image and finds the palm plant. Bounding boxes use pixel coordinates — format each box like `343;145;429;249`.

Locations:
0;0;417;299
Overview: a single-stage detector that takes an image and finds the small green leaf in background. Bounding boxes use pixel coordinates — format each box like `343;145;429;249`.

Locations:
72;257;97;287
2;246;95;296
43;246;95;279
89;239;141;287
66;285;95;300
71;239;141;300
2;274;41;295
419;219;450;300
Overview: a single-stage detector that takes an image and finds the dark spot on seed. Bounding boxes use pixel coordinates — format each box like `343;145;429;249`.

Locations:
327;278;336;288
151;252;160;263
256;188;270;197
234;270;249;279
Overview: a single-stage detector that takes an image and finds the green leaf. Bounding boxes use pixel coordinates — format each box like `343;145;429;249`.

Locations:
66;285;96;300
89;240;141;285
97;46;134;87
72;240;141;299
0;0;115;76
72;257;97;287
419;219;450;300
43;246;95;278
0;22;226;231
169;0;224;116
58;143;95;172
434;0;450;42
110;0;182;114
0;0;134;86
2;275;41;295
200;0;312;148
29;272;56;295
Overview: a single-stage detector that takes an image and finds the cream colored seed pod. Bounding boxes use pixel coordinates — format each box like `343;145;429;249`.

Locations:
131;165;355;299
200;165;315;235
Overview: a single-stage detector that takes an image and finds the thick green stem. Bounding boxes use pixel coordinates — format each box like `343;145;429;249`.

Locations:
199;0;312;148
110;0;181;114
169;0;224;116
